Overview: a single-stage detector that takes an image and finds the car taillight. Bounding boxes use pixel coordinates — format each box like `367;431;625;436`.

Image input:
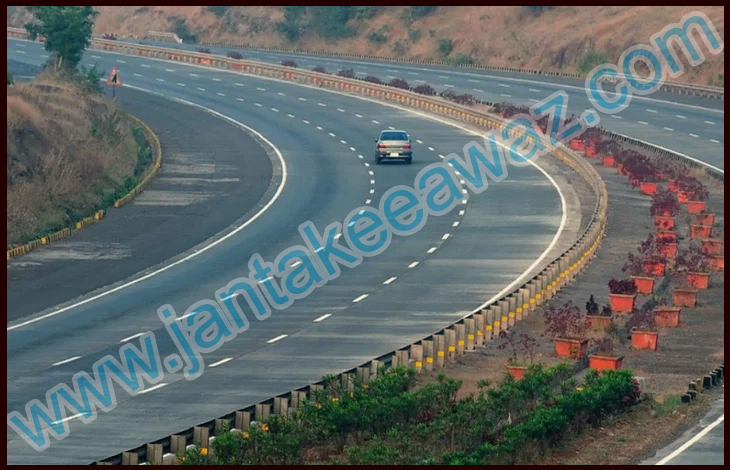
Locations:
403;144;411;149
378;143;387;148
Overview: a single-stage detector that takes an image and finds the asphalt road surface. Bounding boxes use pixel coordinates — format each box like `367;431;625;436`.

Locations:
7;39;576;463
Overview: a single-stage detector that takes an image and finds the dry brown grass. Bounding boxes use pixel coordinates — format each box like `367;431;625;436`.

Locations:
6;74;137;246
10;6;723;85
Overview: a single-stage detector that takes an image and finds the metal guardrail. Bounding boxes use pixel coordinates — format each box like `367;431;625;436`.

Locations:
6;27;719;464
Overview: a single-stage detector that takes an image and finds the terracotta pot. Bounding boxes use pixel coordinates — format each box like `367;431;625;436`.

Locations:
695;213;715;226
654;216;675;230
617;164;628;176
673;288;698;308
677;191;691;203
609;293;636;313
554;338;589;359
708;255;724;272
586;315;613;330
687;272;710;289
631;276;655;295
631;330;658;351
687;201;707;214
589;355;624;372
602;155;616;167
656;230;677;243
639;182;658;196
667;180;679;192
701;238;723;255
655;209;673;218
585;146;597;157
570;140;585;150
654;307;681;327
690;224;712;239
506;365;526;380
643;259;666;277
658;243;677;259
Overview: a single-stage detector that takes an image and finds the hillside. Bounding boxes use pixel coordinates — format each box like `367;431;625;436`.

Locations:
8;6;725;85
7;75;143;246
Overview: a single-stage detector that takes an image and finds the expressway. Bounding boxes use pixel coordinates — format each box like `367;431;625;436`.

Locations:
118;38;724;169
7;38;580;463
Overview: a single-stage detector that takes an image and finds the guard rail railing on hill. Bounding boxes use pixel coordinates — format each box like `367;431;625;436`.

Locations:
6;27;718;464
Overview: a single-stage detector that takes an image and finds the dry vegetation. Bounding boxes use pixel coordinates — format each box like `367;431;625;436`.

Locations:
8;6;724;85
7;75;138;246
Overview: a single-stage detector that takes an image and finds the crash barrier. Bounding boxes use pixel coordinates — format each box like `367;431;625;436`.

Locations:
114;114;163;208
6;113;161;259
682;363;724;404
7;28;719;464
6;26;722;100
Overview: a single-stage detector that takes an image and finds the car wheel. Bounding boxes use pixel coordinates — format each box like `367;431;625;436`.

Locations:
375;156;382;165
406;157;413;164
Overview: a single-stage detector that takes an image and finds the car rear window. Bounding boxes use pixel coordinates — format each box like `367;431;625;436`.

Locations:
380;132;408;141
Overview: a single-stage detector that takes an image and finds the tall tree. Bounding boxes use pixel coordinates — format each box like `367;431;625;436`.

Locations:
24;6;98;70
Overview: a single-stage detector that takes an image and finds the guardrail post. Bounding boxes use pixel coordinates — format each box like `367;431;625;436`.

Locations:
507;297;516;327
146;443;163;464
356;366;370;385
171;435;187;455
521;287;531;316
475;312;485;347
455;323;466;356
435;333;445;368
446;328;456;362
273;396;288;416
465;317;475;351
341;373;355;391
370;360;380;378
411;343;424;372
528;282;537;312
255;403;270;422
193;426;209;449
122;451;139;465
235;410;251;430
423;339;434;371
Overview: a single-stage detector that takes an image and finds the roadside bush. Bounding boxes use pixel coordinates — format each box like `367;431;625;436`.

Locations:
337;68;356;79
196;47;211;54
363;75;382;84
438;38;454;56
449;53;474;66
312;65;328;74
578;50;610;75
367;29;388;44
226;51;243;60
408;28;422;43
205;6;231;18
389;78;410;89
413;84;436;95
281;60;298;68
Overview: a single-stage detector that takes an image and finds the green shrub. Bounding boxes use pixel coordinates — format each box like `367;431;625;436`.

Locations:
205;6;231;17
170;17;197;43
353;6;378;20
7;70;13;86
408;28;422;42
449;53;474;66
429;29;436;38
310;6;354;39
522;6;556;15
578;50;610;74
367;29;387;44
411;6;438;18
438;38;454;56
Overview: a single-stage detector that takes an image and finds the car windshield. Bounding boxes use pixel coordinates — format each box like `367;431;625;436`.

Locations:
380;132;408;141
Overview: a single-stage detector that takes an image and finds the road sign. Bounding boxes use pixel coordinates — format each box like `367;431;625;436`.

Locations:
106;66;122;87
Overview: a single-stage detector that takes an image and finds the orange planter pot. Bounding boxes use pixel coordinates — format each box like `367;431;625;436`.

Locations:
632;331;658;351
506;365;526;380
589;355;624;372
677;191;691;203
695;213;715;226
602;155;616;167
609;293;636;313
643;260;666;277
708;255;724;272
667;180;679;192
586;315;613;331
585;146;597;157
631;276;655;295
701;239;723;255
654;307;681;327
554;338;589;359
639;182;658;195
656;230;677;243
570;140;585;150
690;224;712;239
617;164;628;176
687;272;710;289
658;243;677;259
687;201;707;214
654;216;675;230
673;288;698;308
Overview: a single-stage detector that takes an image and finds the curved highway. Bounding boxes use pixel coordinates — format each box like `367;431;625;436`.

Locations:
7;38;577;463
117;38;724;169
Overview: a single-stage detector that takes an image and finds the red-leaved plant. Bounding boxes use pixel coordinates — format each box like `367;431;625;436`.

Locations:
650;190;680;217
498;331;539;365
543;301;589;340
608;278;638;295
622;234;665;276
628;306;658;332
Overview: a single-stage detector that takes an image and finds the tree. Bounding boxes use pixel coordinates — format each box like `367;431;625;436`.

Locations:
24;6;98;71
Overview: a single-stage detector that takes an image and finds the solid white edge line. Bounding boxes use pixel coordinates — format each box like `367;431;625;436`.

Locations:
655;414;724;465
7;84;288;332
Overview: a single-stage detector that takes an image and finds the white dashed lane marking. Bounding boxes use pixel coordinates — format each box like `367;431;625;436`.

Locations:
212;78;221;82
689;133;699;138
638;121;649;125
176;82;185;87
710;139;720;143
255;103;262;107
427;247;438;254
120;332;145;343
302;119;310;124
156;78;165;82
318;102;327;107
217;92;226;97
676;114;687;119
647;109;658;113
256;87;266;91
383;277;397;285
133;73;142;77
52;356;82;367
705;120;715;125
352;294;369;303
197;87;206;91
529;88;540;92
611;115;623;120
408;261;419;268
189;73;198;77
209;357;233;368
313;313;332;323
138;383;168;395
500;93;512;98
664;127;674;131
141;64;150;68
266;334;288;344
